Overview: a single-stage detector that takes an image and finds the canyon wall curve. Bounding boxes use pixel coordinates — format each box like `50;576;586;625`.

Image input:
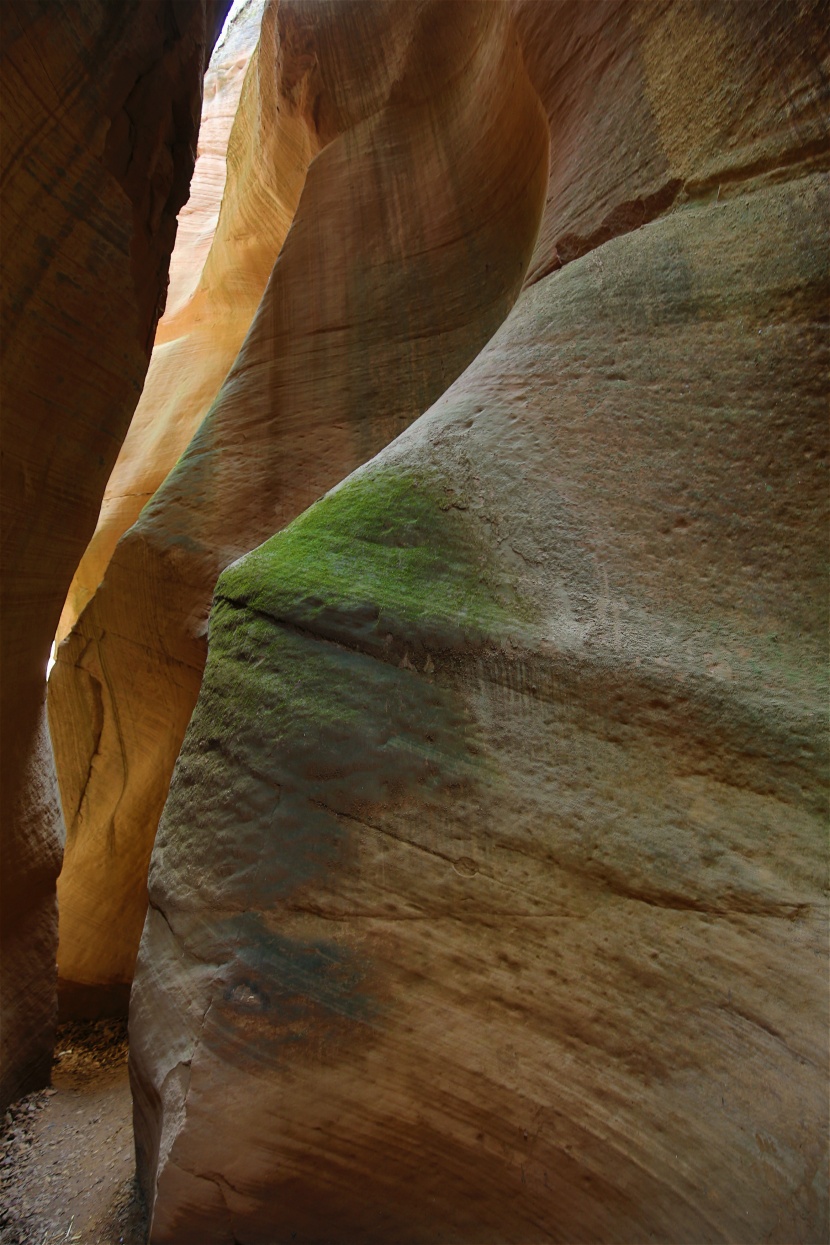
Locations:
129;0;829;1240
0;0;230;1110
49;0;551;1009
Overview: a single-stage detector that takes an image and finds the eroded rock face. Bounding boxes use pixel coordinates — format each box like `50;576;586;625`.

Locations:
0;0;228;1108
49;0;549;1005
131;0;829;1240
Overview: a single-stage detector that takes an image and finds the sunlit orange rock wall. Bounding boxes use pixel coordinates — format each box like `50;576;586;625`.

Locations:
0;0;228;1108
55;0;307;647
49;0;549;1007
130;0;829;1241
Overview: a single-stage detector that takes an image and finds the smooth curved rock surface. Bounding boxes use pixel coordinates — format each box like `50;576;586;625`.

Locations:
0;0;228;1108
131;0;829;1240
49;0;549;1005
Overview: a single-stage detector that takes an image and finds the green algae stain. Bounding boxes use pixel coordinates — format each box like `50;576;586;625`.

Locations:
226;912;379;1024
188;911;384;1074
216;466;529;649
152;468;513;1052
149;473;527;1076
157;603;487;915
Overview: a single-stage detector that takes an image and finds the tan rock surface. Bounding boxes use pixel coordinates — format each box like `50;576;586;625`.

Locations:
49;0;549;1003
130;1;829;1240
0;0;228;1109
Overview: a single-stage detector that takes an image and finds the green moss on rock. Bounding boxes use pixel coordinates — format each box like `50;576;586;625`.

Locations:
217;466;526;650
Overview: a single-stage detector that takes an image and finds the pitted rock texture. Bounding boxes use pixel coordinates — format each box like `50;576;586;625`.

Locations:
0;0;228;1110
130;1;829;1241
49;0;549;1004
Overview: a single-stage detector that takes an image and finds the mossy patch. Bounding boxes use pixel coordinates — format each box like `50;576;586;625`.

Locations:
216;466;530;651
154;601;486;913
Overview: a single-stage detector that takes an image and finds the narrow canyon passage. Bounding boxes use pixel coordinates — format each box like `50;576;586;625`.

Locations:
1;1021;145;1244
48;0;549;1020
0;0;234;1112
1;1;827;1244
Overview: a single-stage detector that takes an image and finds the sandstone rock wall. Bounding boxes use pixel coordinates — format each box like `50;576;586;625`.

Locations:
130;0;829;1240
49;0;549;1007
0;0;229;1109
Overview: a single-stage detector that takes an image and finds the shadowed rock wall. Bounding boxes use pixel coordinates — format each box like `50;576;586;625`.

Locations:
130;0;829;1240
0;0;229;1109
49;0;549;1009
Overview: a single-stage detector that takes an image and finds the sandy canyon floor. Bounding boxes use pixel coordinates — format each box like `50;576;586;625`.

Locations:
0;1020;147;1245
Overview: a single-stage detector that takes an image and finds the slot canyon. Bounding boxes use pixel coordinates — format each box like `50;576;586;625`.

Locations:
1;0;827;1242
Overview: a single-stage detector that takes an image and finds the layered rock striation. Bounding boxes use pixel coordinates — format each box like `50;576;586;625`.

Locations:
49;0;549;1006
0;0;228;1108
131;0;829;1240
